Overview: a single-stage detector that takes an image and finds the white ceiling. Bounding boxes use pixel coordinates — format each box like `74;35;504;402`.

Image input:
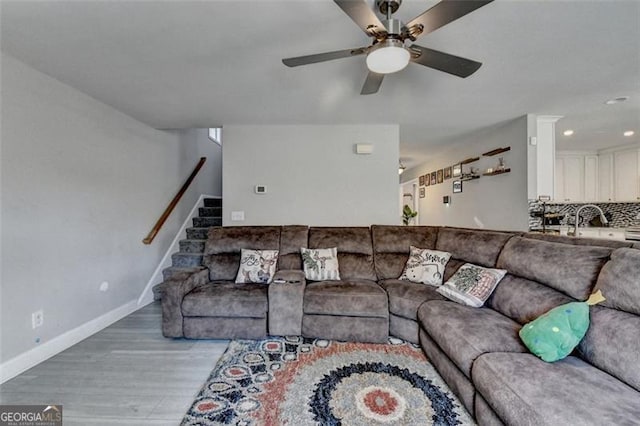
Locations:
2;0;639;168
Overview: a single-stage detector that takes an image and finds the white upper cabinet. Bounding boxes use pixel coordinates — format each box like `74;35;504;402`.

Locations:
584;155;599;202
613;148;640;201
598;153;614;201
555;155;585;202
556;146;639;202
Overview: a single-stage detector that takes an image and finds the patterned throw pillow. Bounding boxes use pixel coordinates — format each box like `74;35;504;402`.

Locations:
235;249;279;284
436;263;507;307
301;247;341;281
399;246;452;286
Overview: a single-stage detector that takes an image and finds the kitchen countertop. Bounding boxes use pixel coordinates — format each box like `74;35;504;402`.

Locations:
529;226;638;241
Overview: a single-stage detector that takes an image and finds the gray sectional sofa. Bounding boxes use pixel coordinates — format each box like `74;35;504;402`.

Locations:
161;225;640;425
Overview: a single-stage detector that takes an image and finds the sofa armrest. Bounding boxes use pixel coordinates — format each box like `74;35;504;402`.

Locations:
268;270;306;336
162;267;209;338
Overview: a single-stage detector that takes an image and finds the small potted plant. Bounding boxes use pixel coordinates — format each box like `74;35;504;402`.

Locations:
402;204;418;226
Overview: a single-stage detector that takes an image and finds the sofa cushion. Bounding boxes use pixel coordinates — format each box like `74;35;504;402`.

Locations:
577;305;640;391
301;247;341;281
235;249;279;284
436;263;506;307
519;301;590;362
204;226;282;281
399;246;451;286
371;225;439;279
595;248;640;316
418;300;527;378
182;282;268;317
304;279;387;317
278;225;308;270
472;353;640;426
379;279;445;320
435;228;514;267
486;274;574;325
308;227;376;281
497;236;611;300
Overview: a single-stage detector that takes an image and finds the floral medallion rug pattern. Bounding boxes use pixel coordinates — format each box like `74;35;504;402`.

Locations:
182;336;474;426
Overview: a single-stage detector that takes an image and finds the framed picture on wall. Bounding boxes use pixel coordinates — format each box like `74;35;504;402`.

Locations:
419;175;425;186
452;163;462;177
437;169;444;183
453;180;462;193
430;171;437;185
424;174;430;186
444;166;452;180
419;187;425;198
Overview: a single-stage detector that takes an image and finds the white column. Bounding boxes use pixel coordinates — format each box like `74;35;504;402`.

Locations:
534;115;563;199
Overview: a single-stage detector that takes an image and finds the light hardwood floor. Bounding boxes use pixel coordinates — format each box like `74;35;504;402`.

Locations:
0;302;230;425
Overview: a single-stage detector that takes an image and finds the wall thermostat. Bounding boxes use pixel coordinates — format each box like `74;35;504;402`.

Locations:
255;185;267;194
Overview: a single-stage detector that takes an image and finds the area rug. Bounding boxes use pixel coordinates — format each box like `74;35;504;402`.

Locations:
182;336;474;426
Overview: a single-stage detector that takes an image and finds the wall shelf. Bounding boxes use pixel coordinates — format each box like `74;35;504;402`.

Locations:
460;156;480;165
483;168;511;176
483;147;511;157
460;175;481;182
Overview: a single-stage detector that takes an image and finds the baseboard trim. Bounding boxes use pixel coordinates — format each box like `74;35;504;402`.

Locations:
0;299;146;384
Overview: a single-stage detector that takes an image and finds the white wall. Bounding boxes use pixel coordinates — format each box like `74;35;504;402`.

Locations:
179;128;223;198
223;125;399;226
401;117;529;231
0;54;221;373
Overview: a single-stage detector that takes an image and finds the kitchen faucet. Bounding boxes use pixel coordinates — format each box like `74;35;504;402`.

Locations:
574;204;609;236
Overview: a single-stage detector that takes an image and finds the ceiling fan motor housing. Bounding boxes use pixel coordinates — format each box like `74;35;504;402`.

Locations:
382;18;404;38
377;0;402;15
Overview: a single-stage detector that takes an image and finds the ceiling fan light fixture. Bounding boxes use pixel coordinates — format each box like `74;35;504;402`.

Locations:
366;39;410;74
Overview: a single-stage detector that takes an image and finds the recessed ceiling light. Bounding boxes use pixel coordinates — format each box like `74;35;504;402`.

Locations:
624;130;635;137
563;130;574;136
605;96;629;105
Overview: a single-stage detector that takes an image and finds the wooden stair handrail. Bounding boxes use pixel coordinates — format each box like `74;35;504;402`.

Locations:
143;157;207;245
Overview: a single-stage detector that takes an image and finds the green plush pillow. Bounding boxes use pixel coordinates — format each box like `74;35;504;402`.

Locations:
519;302;590;362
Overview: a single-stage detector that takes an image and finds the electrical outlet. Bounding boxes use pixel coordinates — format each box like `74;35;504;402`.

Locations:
32;310;44;329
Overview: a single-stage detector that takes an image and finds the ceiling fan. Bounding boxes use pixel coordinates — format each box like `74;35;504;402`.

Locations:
282;0;493;95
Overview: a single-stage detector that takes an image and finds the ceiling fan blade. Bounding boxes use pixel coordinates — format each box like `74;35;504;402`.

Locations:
361;71;384;95
282;47;368;67
409;45;482;78
334;0;386;36
406;0;493;38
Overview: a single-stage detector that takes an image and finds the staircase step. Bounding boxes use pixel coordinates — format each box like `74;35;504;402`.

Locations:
204;198;222;208
171;252;203;267
193;217;222;227
186;227;210;240
179;239;206;253
199;207;222;217
162;266;203;281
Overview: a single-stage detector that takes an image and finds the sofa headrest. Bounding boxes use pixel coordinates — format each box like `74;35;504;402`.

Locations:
497;236;612;300
308;227;376;281
595;248;640;316
279;225;309;270
436;228;514;267
204;226;281;255
371;225;438;253
308;227;373;255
